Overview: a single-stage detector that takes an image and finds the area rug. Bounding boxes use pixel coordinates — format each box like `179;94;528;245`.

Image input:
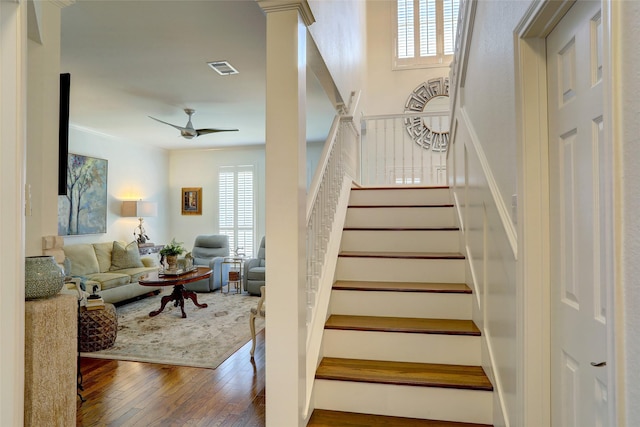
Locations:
81;291;264;369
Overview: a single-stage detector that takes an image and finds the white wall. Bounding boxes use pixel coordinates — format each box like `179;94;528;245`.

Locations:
364;0;450;116
308;0;367;116
168;141;324;257
25;0;61;256
62;126;170;246
619;2;640;424
451;1;640;425
168;146;266;256
449;114;517;427
448;1;532;426
461;1;529;220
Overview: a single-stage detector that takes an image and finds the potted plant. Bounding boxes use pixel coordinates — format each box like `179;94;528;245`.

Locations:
160;238;185;270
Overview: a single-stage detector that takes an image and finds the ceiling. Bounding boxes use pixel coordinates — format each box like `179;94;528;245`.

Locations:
60;0;337;151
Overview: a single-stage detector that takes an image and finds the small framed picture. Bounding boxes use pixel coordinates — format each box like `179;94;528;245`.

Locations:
181;187;202;215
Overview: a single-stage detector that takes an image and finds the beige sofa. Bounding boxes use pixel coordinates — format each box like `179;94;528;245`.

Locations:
62;241;161;304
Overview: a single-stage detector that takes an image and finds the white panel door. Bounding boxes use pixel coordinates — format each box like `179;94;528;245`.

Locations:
547;1;611;426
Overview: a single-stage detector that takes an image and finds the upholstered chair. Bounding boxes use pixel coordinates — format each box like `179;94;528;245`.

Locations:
184;234;230;292
243;236;265;296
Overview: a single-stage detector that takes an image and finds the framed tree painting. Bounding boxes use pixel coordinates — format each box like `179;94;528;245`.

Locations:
58;153;108;235
182;187;202;215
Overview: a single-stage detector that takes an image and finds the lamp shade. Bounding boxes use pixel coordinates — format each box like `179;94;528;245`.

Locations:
121;200;157;217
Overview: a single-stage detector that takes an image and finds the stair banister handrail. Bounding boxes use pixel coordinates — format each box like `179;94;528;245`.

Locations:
303;91;360;420
306;115;342;223
306;91;361;222
361;109;450;121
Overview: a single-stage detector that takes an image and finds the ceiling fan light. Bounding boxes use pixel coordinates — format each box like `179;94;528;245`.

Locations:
207;60;239;76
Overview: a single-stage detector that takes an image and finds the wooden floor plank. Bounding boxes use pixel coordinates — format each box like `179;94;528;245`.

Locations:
76;330;265;427
315;358;493;391
333;281;471;293
325;315;481;336
308;409;493;427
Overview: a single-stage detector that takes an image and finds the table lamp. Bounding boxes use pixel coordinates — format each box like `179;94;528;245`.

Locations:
121;200;158;244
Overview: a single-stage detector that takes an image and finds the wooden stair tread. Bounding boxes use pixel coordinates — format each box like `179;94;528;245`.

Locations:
308;410;493;427
339;251;465;259
326;315;480;336
333;281;471;293
316;358;493;391
343;226;460;231
348;204;454;208
351;186;450;191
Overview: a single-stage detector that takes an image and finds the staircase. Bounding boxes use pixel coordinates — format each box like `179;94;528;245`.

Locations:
308;187;493;426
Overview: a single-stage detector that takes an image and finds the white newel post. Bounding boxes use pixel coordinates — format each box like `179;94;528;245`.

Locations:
257;1;314;426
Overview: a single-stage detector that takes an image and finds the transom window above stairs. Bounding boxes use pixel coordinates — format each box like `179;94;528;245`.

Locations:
395;0;460;69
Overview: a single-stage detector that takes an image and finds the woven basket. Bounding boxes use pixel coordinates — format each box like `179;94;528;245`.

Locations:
79;303;117;352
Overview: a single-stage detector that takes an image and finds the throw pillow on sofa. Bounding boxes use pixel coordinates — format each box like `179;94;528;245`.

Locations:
110;241;144;270
64;243;100;276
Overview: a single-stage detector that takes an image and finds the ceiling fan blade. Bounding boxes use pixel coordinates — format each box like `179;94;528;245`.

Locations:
195;128;239;136
148;115;188;132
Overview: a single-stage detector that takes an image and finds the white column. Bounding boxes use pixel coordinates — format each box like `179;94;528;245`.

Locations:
25;0;65;255
0;0;27;425
258;1;314;426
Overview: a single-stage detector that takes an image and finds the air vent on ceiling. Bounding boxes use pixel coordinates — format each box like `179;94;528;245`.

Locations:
207;60;239;76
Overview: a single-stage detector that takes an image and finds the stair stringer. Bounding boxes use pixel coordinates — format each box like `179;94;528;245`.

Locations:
303;177;353;421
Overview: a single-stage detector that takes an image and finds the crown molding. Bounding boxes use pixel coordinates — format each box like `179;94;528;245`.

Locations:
256;0;315;27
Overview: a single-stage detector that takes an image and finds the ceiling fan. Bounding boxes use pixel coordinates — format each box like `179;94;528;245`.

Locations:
149;108;238;140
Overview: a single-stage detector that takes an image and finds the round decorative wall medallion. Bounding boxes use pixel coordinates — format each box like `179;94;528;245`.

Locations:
404;77;450;152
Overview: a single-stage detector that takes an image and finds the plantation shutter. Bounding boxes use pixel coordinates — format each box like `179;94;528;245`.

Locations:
218;165;255;256
443;0;459;55
419;0;437;57
396;0;460;66
397;0;415;59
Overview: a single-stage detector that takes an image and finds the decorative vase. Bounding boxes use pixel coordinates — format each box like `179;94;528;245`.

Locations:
166;255;178;271
25;256;64;300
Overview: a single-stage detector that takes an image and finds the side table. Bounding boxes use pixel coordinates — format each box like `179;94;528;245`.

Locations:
221;257;245;294
79;303;118;352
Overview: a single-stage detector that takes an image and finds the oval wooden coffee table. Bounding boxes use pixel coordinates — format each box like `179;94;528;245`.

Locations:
139;267;212;318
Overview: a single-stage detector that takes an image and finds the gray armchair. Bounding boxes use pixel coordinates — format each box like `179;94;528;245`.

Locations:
243;236;265;296
185;234;230;292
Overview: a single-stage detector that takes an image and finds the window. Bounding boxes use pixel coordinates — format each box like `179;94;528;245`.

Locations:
395;0;460;68
219;165;255;257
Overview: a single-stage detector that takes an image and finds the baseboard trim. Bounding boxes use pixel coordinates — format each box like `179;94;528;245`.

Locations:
484;327;511;427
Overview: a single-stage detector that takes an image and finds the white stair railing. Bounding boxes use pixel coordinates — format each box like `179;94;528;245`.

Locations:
304;98;359;417
361;111;449;186
306;113;358;327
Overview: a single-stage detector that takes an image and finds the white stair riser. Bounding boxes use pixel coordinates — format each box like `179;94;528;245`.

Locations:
341;230;460;253
314;380;493;424
336;257;465;283
349;188;451;206
330;290;472;319
345;207;456;228
324;330;481;365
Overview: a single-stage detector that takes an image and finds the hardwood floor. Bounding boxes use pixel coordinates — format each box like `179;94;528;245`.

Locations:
77;330;265;427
